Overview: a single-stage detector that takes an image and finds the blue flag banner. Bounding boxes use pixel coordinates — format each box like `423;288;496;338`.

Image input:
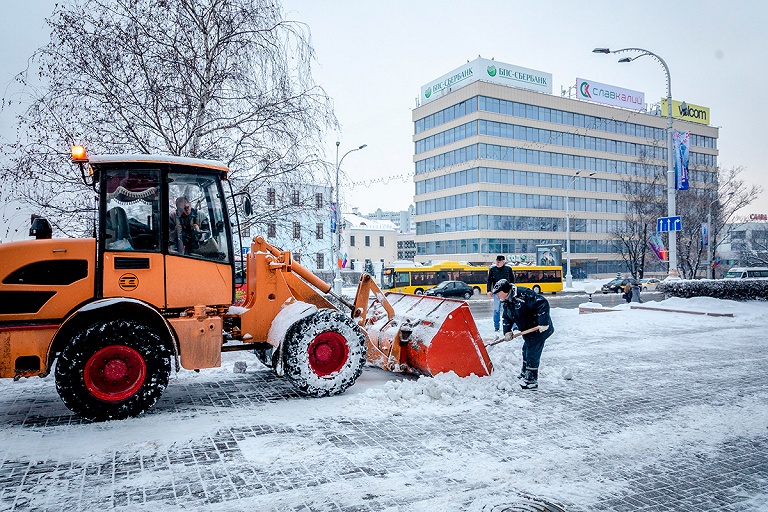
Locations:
329;202;337;234
673;131;690;191
648;232;667;261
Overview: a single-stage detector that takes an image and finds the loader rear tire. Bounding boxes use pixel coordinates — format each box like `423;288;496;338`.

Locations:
55;319;171;422
283;309;366;397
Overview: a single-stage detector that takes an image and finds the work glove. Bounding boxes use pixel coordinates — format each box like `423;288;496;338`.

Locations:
538;324;549;333
504;331;513;341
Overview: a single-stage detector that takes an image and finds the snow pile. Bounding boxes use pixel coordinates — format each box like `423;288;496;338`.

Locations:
1;295;767;510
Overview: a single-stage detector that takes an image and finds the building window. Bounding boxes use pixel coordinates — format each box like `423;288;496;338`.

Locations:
316;223;323;239
315;193;323;209
379;236;384;247
267;188;275;205
317;252;324;270
268;222;276;237
291;190;300;206
294;252;301;264
365;236;370;247
350;235;356;247
293;221;301;240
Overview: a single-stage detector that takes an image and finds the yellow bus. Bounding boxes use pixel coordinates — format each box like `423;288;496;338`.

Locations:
381;261;563;295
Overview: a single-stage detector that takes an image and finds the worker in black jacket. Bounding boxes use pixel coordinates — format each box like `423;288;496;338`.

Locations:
492;279;554;390
487;255;515;332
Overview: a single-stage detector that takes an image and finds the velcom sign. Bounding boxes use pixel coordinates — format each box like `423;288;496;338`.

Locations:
661;99;710;125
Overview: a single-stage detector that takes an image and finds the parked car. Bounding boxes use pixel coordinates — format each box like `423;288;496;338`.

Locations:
601;277;640;294
640;278;661;290
424;280;474;299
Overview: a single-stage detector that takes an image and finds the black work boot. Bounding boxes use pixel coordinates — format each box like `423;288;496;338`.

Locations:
516;362;526;380
520;369;538;390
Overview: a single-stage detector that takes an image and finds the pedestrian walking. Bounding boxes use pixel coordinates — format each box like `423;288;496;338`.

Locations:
492;279;554;390
487;255;515;332
631;282;642;303
623;282;632;303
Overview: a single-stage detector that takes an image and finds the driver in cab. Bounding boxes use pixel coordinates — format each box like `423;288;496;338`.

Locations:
171;196;205;254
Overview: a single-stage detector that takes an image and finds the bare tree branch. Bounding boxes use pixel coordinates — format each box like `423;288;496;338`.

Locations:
1;0;337;236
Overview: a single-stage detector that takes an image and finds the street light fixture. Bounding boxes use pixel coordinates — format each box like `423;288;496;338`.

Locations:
565;170;595;288
333;141;368;295
593;46;678;277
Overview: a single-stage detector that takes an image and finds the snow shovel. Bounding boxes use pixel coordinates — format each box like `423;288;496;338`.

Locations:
485;326;541;348
361;292;493;378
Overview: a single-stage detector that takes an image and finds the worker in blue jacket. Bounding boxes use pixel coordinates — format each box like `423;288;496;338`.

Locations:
492;279;554;390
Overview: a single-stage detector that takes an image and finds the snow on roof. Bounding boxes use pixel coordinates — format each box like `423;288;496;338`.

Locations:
342;213;397;231
88;154;229;172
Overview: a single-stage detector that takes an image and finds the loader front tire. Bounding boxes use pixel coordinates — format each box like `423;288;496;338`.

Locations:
55;319;171;422
283;309;366;397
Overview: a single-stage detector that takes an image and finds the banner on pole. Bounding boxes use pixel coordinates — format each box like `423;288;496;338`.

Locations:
701;222;709;247
648;232;668;261
329;202;337;234
673;131;690;190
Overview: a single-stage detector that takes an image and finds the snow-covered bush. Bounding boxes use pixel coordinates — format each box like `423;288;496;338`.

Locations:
658;279;768;301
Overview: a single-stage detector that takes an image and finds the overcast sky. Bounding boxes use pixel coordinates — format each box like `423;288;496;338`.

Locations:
2;0;767;234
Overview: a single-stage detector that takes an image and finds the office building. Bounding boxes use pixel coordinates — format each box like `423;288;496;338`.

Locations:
412;58;719;276
341;212;398;276
719;216;768;270
364;206;416;234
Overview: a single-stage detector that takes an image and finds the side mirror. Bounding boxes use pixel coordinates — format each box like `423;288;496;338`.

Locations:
244;198;253;217
29;215;52;239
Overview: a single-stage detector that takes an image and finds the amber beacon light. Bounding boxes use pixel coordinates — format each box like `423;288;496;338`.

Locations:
71;145;88;162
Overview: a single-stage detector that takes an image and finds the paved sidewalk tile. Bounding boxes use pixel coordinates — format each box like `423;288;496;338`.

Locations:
0;333;766;511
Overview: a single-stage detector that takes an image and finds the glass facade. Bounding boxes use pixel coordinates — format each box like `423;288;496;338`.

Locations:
416;143;715;182
412;84;718;274
417;215;623;235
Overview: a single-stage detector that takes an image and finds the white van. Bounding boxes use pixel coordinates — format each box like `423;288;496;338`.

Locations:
724;267;768;279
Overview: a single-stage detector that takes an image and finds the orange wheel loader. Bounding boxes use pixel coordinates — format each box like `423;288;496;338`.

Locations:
0;148;492;422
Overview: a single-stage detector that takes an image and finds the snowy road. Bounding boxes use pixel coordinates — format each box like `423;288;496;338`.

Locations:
0;296;766;511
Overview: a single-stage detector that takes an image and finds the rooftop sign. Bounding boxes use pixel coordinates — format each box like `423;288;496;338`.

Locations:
661;99;711;125
420;58;552;104
576;78;645;111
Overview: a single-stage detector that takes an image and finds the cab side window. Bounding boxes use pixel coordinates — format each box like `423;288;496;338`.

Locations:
168;173;230;263
104;169;161;252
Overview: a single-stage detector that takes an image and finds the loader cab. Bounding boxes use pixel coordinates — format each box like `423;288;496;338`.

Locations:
91;155;235;309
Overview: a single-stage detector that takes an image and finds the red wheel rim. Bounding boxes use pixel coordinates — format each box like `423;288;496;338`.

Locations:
307;332;349;377
84;345;146;401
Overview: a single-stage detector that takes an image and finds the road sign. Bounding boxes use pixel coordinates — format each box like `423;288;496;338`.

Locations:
656;216;682;233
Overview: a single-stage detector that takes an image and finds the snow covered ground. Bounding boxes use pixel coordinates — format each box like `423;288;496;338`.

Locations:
0;295;766;511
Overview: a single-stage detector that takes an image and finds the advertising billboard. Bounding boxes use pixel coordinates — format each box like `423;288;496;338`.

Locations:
661;99;711;125
536;244;562;267
420;58;552;104
576;78;645;111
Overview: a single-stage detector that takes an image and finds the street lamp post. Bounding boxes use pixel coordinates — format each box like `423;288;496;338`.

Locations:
593;47;677;277
565;171;595;288
333;142;367;295
705;193;732;279
706;201;714;279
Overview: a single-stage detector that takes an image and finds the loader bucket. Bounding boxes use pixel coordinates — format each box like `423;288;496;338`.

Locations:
364;293;492;378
